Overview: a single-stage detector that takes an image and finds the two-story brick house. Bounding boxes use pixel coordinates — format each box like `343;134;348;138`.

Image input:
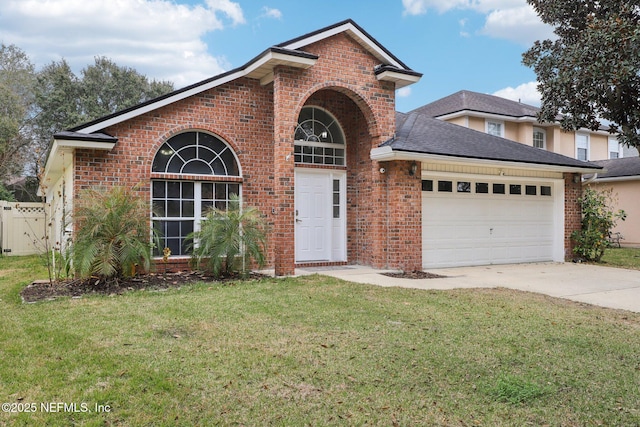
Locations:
42;20;602;272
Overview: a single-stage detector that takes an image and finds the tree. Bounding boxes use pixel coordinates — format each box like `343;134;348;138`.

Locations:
523;1;640;149
80;57;174;120
32;59;83;165
0;44;35;182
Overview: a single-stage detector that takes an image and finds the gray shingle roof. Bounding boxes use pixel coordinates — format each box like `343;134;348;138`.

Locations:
383;111;603;170
592;156;640;179
410;90;541;118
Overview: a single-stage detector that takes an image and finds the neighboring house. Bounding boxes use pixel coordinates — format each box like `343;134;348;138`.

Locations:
589;157;640;247
41;19;602;273
413;90;623;162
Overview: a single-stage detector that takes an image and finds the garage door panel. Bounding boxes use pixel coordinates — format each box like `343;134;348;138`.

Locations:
423;178;559;269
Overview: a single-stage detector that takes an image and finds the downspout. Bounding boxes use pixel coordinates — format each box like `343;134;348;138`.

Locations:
582;173;598;185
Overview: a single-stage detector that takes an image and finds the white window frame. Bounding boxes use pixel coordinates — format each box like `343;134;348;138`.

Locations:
608;136;623;159
152;181;241;256
575;133;590;161
485;120;505;137
294;106;346;166
533;127;546;149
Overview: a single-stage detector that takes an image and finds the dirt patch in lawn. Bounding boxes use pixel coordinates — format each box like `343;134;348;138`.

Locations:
21;271;266;303
381;270;447;279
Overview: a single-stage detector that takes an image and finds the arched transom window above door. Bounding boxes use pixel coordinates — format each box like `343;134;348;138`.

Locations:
294;106;345;166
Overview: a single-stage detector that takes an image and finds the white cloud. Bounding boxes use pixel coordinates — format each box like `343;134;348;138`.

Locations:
481;5;555;46
493;81;541;106
402;0;468;15
261;7;283;20
396;87;412;98
459;18;470;37
206;0;245;26
0;0;246;88
402;0;554;45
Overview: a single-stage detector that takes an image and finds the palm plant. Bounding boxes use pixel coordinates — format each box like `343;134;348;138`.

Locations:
189;195;268;277
72;186;156;280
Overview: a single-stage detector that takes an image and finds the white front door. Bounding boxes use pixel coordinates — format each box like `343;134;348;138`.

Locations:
295;170;345;262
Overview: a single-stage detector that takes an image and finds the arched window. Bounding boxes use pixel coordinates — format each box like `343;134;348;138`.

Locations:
152;131;240;256
294;106;345;166
152;131;239;176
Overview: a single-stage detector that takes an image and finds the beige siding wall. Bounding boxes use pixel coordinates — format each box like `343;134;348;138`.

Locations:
590;180;640;247
552;129;576;158
590;133;609;161
45;165;74;254
468;116;485;132
447;116;468;127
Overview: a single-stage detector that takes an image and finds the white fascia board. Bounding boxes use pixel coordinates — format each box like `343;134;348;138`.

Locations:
245;51;317;76
376;70;421;89
593;175;640;183
43;138;116;185
370;146;601;174
282;22;405;69
79;70;246;134
54;138;117;150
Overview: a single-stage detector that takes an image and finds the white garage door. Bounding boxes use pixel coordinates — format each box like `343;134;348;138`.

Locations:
422;177;559;268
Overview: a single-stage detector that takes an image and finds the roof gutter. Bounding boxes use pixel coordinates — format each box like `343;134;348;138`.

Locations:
590;175;640;183
370;146;604;174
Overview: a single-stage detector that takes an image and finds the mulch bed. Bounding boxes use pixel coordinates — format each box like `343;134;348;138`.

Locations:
21;271;266;303
381;270;447;279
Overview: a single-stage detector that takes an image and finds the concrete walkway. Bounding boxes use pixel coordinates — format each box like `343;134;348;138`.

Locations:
296;263;640;313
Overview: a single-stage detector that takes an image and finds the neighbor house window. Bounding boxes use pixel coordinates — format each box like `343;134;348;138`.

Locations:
608;136;622;159
486;120;504;137
533;128;546;149
576;133;589;161
294;106;346;166
151;131;240;256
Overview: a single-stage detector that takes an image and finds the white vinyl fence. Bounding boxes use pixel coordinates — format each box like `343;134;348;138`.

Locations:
0;201;49;256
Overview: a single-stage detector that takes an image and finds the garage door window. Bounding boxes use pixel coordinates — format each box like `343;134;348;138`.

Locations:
424;178;554;199
476;183;489;193
438;181;453;192
457;182;471;193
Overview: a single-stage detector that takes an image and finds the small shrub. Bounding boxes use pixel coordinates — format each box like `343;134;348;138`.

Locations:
572;187;626;262
188;195;268;277
71;186;157;280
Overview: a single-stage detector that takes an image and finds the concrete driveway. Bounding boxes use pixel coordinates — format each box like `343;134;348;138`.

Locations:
298;262;640;313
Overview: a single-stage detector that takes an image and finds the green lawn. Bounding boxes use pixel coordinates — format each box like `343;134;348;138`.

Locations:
1;256;640;426
601;247;640;270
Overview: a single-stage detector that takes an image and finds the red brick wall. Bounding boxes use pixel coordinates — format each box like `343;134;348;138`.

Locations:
72;32;424;274
564;173;583;260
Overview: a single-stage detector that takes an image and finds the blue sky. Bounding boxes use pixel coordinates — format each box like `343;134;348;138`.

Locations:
0;0;555;112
